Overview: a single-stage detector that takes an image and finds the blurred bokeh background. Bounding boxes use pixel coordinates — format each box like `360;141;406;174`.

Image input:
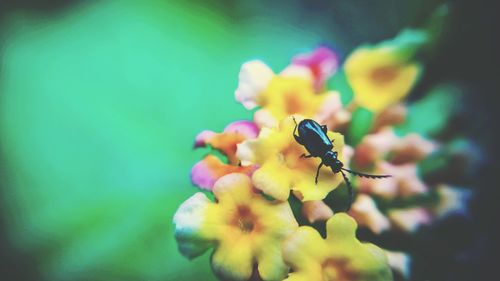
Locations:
0;0;497;280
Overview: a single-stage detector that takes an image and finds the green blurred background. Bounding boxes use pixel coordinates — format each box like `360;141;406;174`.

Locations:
0;1;496;280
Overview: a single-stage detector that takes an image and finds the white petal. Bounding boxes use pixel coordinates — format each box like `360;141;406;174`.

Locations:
280;65;313;81
254;109;278;128
173;192;213;258
235;60;275;109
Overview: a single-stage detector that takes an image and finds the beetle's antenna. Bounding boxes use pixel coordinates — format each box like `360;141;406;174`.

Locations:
341;168;391;179
340;169;353;212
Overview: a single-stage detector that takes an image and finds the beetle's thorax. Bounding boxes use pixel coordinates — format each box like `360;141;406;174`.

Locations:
322;150;343;173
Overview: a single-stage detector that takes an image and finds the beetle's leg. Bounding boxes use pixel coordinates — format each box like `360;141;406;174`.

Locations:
315;162;324;184
300;153;313;158
294;134;304;145
321;125;328;133
293;117;304;144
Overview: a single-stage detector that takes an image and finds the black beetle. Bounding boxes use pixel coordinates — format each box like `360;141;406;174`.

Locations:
293;117;390;211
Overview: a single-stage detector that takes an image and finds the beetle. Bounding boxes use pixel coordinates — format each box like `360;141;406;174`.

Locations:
293;117;391;211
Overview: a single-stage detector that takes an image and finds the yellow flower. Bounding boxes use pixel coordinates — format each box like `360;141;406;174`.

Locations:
282;213;392;281
173;173;298;281
254;76;324;128
235;60;342;128
345;42;422;113
237;116;346;201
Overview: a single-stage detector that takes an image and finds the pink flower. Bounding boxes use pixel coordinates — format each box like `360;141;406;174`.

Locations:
292;46;339;91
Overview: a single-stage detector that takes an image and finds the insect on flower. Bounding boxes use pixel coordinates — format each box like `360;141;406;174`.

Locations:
293;117;391;211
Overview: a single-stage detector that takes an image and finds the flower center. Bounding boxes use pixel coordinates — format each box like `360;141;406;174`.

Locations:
284;91;303;114
371;65;399;85
233;205;257;233
321;258;358;281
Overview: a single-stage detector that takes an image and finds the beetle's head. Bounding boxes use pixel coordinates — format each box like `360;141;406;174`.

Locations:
322;151;343;173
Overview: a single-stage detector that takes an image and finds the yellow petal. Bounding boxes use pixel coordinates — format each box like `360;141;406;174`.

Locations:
283;214;392;281
252;198;298;280
260;76;319;120
282;226;328;269
293;174;343;201
257;243;289;281
252;199;298;237
325;213;358;244
252;157;293;201
283;271;323;281
236;127;288;166
212;173;254;206
211;235;254;281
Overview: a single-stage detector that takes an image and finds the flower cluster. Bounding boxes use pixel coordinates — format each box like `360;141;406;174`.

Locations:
173;25;472;281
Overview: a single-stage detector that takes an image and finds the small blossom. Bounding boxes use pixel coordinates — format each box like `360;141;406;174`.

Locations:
349;194;391;234
372;104;407;131
354;128;438;168
292;46;339;91
359;161;428;199
237;117;345;201
315;91;351;131
344;40;422;113
388;207;432;232
389;134;438;164
353;128;399;168
173;173;298;281
301;200;334;223
282;213;392;281
191;121;259;190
